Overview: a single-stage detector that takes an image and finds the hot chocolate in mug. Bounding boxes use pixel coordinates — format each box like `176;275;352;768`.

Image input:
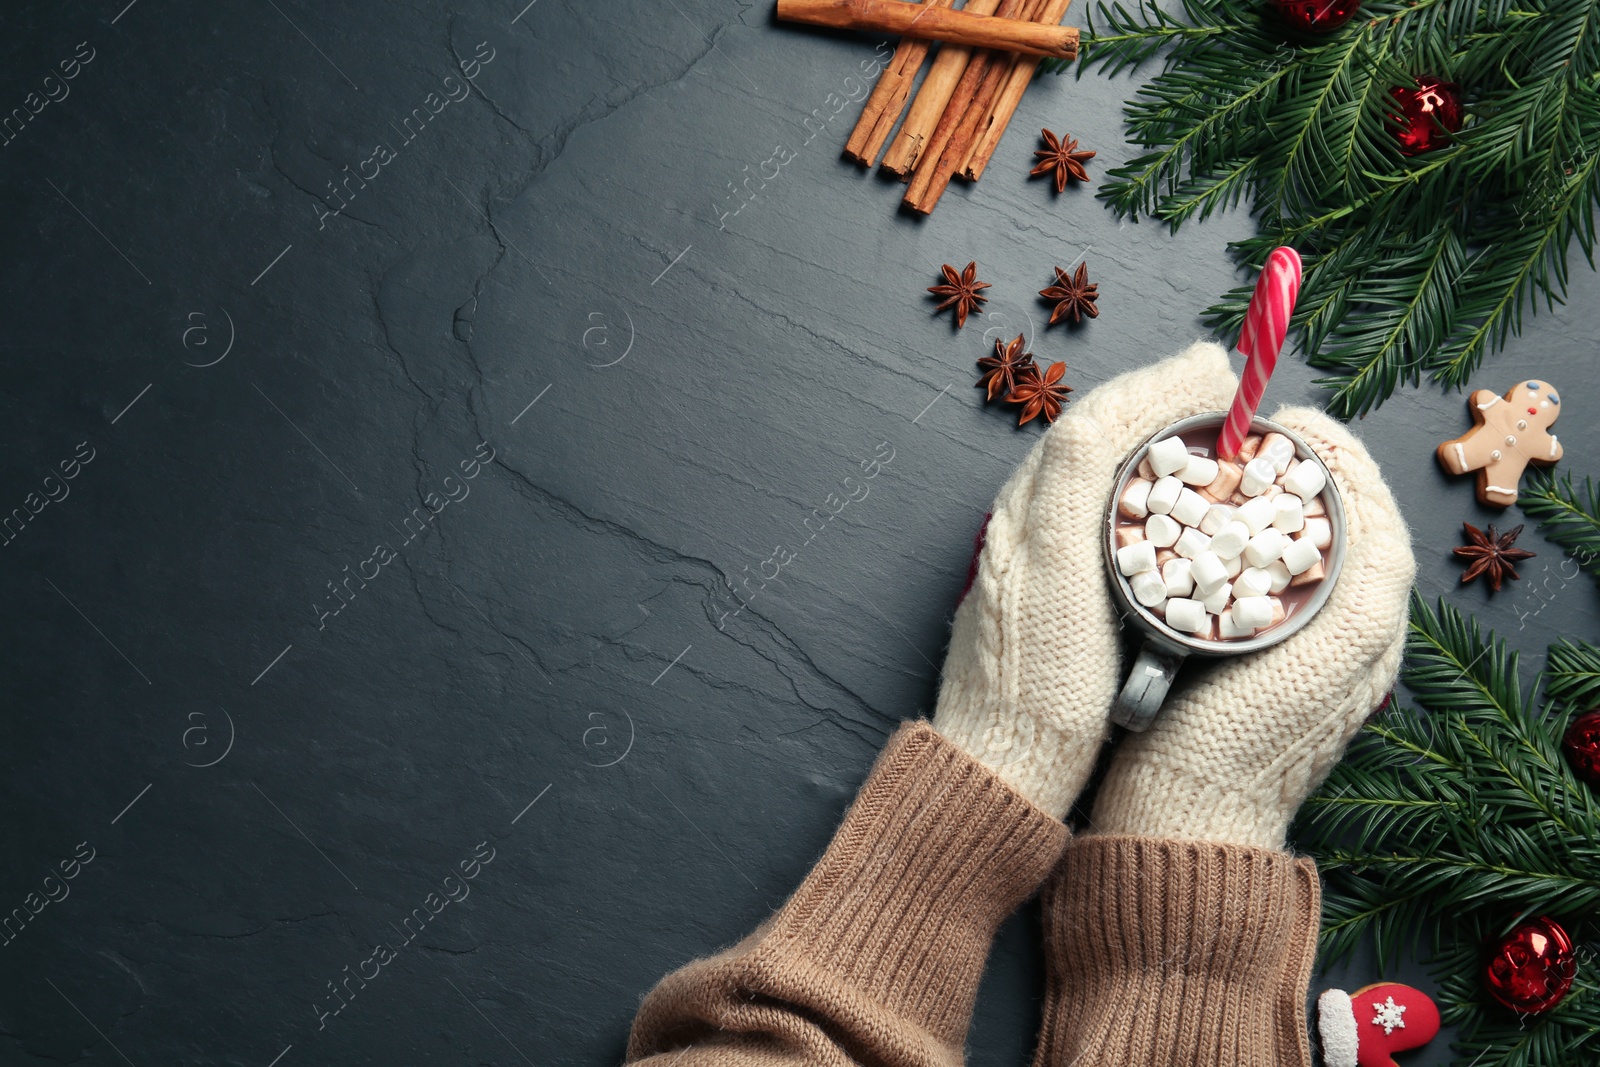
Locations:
1103;411;1347;731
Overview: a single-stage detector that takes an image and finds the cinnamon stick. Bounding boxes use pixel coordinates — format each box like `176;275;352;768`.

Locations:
901;50;1000;207
776;0;1079;59
842;0;957;167
880;0;1001;177
962;0;1074;180
906;0;1042;213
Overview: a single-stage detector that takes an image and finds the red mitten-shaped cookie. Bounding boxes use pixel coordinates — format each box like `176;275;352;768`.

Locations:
1437;379;1563;506
1317;982;1441;1067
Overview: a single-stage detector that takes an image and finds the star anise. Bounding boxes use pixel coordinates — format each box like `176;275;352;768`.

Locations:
1030;129;1095;193
928;261;990;328
1040;262;1099;325
1454;522;1536;592
976;334;1037;401
1006;360;1072;426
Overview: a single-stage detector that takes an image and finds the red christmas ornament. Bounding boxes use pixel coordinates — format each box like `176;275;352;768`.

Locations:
1485;916;1577;1014
1273;0;1362;33
1563;709;1600;786
957;512;991;607
1317;983;1441;1067
1389;78;1463;155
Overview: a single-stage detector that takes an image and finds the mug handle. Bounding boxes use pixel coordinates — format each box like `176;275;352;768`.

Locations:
1110;642;1184;732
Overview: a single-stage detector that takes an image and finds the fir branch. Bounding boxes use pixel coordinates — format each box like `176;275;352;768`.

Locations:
1520;468;1600;579
1081;0;1600;414
1432;913;1600;1067
1066;0;1236;76
1435;142;1600;389
1546;637;1600;710
1308;225;1467;417
1294;595;1600;1066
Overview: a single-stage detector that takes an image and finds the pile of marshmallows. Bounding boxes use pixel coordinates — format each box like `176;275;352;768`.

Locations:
1114;431;1334;642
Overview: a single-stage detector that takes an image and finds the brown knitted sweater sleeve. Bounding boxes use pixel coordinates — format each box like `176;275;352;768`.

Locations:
1034;835;1322;1067
626;720;1071;1067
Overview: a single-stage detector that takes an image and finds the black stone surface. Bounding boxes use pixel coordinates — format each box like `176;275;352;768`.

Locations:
3;2;1596;1065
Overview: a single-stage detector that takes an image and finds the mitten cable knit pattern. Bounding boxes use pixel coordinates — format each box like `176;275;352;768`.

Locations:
1089;405;1416;848
933;342;1241;818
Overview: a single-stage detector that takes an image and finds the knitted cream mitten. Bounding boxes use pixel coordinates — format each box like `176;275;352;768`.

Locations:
1089;405;1415;848
933;341;1240;819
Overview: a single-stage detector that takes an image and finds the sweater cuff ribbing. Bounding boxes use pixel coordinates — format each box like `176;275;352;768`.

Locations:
774;721;1070;1032
1034;836;1320;1067
628;720;1070;1061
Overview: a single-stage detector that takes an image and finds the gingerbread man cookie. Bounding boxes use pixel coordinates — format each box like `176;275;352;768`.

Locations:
1437;379;1563;506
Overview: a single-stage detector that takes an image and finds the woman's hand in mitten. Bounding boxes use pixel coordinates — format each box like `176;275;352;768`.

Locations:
1033;408;1414;1067
1089;405;1416;847
932;341;1240;819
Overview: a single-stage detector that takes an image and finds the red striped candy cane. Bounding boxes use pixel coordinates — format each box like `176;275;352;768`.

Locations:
1218;247;1303;460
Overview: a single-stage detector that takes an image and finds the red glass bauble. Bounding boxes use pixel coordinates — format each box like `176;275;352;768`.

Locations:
1390;78;1463;155
1274;0;1362;32
957;512;991;607
1563;709;1600;786
1485;916;1577;1014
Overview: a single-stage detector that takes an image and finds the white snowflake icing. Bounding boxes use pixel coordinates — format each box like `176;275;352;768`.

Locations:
1371;996;1407;1035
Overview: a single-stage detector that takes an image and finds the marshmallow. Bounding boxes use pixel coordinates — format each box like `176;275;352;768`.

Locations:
1236;435;1263;461
1240;457;1277;497
1208;521;1251;560
1303;493;1327;517
1301;515;1333;549
1230;483;1281;506
1202;581;1232;615
1146;475;1183;515
1258;433;1296;475
1272;494;1305;533
1200;460;1243;502
1265;560;1292;593
1290;559;1326;587
1116;526;1147;549
1231;595;1273;630
1243;528;1289;568
1190;615;1217;642
1283;458;1328;499
1191;552;1229;596
1162;557;1195;597
1224;552;1243;579
1165;597;1206;634
1200;503;1237;536
1174;527;1212;559
1234;566;1273;600
1171;487;1210;527
1118;478;1154;519
1156;547;1179;569
1234;496;1277;536
1269;597;1287;626
1179;454;1219;486
1219;610;1254;639
1281;537;1322;576
1147;436;1191;477
1131;569;1168;608
1117;540;1158;576
1137;457;1156;482
1145;513;1183;548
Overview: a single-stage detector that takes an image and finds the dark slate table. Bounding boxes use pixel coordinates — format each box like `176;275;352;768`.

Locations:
5;2;1595;1064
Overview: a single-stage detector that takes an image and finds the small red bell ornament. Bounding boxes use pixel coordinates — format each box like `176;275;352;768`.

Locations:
1562;708;1600;787
1274;0;1362;33
1485;916;1578;1014
1390;78;1463;155
1317;983;1441;1067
